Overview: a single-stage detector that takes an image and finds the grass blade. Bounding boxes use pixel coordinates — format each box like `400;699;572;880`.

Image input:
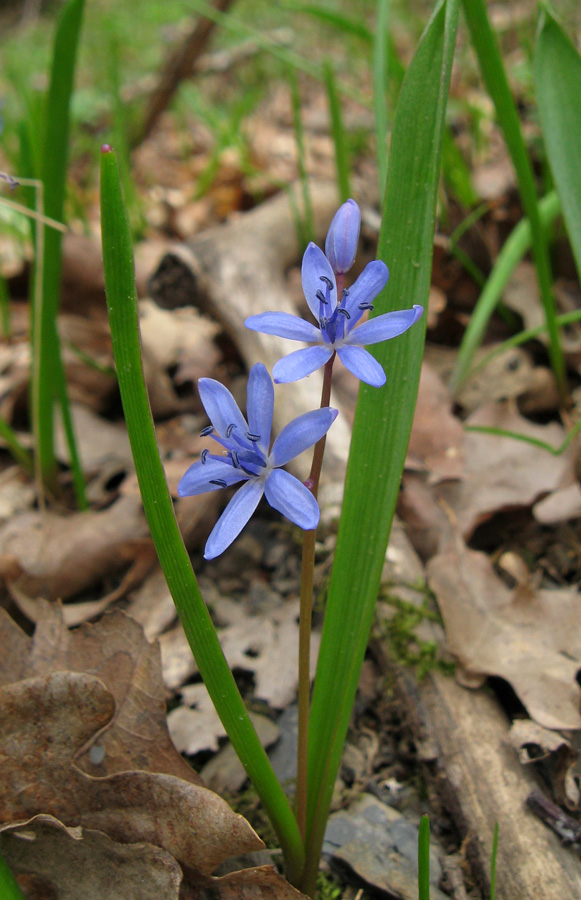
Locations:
418;815;431;900
461;0;565;397
535;8;581;283
323;59;351;203
490;822;499;900
450;190;560;391
33;0;86;498
302;2;460;893
100;147;304;886
0;851;26;900
373;0;390;195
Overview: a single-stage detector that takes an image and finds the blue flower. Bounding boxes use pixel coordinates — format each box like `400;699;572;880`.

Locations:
245;235;423;388
325;198;361;275
178;363;338;559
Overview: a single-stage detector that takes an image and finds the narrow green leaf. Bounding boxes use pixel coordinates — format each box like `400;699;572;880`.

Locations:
100;148;304;885
33;0;86;498
490;822;499;900
373;0;390;195
323;59;351;203
418;815;431;900
0;850;26;900
462;0;565;397
450;191;560;391
302;1;460;893
535;8;581;283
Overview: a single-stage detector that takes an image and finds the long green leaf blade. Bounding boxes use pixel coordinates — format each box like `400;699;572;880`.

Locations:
535;8;581;283
302;1;460;893
99;147;304;885
462;0;565;396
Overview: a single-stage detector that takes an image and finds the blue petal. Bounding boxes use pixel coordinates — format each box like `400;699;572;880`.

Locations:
264;468;320;530
198;378;248;438
325;199;361;275
270;407;338;468
204;478;265;559
246;363;274;457
245;312;322;343
178;459;247;497
337;345;386;387
301;243;337;319
273;345;333;383
346;304;423;346
342;260;389;326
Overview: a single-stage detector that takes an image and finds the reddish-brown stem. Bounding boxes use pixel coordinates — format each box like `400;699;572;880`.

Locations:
295;350;336;842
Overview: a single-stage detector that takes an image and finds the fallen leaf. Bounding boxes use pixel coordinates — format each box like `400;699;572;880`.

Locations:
407;363;464;482
427;534;581;730
0;814;183;900
508;721;579;809
436;402;574;538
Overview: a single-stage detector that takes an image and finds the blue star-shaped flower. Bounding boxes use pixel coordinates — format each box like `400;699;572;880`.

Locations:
245;204;423;387
178;363;338;559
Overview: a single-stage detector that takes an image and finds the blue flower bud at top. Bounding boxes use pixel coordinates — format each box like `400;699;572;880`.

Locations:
324;198;361;275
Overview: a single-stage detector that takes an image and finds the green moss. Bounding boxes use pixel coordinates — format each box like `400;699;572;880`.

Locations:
377;585;455;680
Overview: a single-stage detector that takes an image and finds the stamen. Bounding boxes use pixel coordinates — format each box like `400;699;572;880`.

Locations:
200;425;214;437
337;308;351;319
245;432;261;442
319;275;334;290
342;288;350;298
231;449;240;468
315;289;328;305
200;449;209;464
225;423;235;438
209;479;227;487
358;302;374;311
319;317;328;330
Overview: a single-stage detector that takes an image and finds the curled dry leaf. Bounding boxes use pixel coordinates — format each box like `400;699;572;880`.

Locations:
406;363;464;483
0;814;183;900
0;496;151;603
508;721;580;810
0;602;199;785
436;402;574;539
427;534;581;731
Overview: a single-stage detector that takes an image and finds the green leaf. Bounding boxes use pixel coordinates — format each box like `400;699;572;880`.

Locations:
301;0;460;893
0;850;26;900
535;8;581;283
99;147;304;886
418;815;431;900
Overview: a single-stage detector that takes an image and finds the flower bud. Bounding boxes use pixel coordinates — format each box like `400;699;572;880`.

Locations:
324;199;361;275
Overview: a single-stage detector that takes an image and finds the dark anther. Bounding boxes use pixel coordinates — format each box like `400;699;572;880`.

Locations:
342;288;350;298
319;317;328;330
210;479;227;487
200;425;214;437
315;289;329;305
319;275;334;290
231;450;240;468
358;302;374;311
337;308;351;319
245;432;261;442
200;449;209;464
225;423;235;438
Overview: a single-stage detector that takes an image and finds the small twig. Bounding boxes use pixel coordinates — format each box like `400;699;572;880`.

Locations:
526;790;581;848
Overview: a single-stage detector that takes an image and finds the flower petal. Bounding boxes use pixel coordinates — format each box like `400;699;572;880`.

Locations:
246;363;274;457
273;345;333;383
245;312;322;343
337;345;386;387
198;378;248;438
270;407;338;468
342;260;390;326
178;459;247;497
345;304;423;346
204;478;265;559
264;468;320;530
301;242;338;318
325;199;361;275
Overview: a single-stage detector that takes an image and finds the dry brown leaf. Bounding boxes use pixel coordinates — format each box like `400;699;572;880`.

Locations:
0;496;150;602
533;482;581;524
436;402;574;538
427;535;581;730
0;602;199;785
407;363;464;482
508;721;580;809
191;865;309;899
0;634;263;874
0;814;183;900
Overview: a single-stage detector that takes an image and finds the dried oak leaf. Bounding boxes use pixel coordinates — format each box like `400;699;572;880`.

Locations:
0;814;183;900
0;602;198;784
508;721;580;810
0;665;262;874
407;363;464;483
427;536;581;730
436;402;574;539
